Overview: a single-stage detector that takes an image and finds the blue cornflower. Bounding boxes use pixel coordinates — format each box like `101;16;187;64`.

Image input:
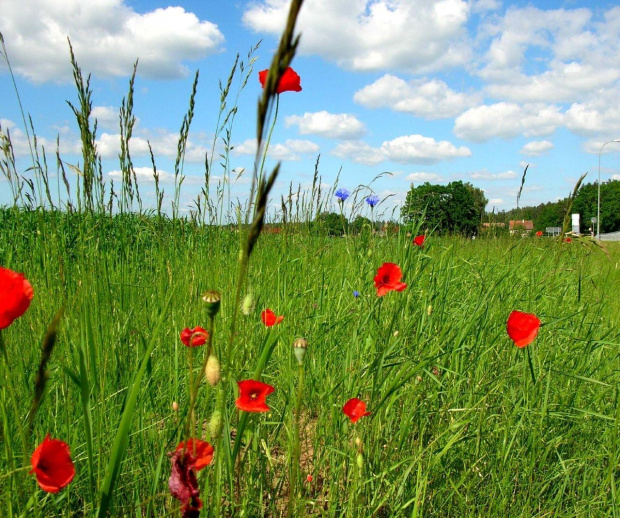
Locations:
353;290;360;298
335;188;350;202
365;195;380;208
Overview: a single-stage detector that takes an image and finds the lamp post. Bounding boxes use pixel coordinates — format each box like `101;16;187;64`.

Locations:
597;140;620;240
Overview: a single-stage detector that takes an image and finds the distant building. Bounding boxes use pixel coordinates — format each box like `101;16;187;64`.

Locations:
509;220;534;235
482;222;506;229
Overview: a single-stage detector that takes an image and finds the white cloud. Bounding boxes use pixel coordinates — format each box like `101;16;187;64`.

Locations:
96;130;208;162
108;166;175;182
479;6;620;105
243;0;472;73
332;135;471;165
354;75;481;119
565;90;620;137
285;111;366;139
0;0;224;82
405;172;444;183
479;6;593;81
454;102;563;141
582;139;620;155
91;106;121;131
520;140;553;156
285;139;320;154
331;141;384;166
469;0;500;13
381;134;471;163
485;62;620;104
470;169;517;180
232;138;319;161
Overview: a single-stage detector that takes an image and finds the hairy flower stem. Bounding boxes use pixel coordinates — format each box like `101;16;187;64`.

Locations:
288;362;305;517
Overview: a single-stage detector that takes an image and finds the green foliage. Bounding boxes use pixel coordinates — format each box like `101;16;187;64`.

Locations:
312;211;348;236
349;215;372;235
573;179;620;233
401;181;480;236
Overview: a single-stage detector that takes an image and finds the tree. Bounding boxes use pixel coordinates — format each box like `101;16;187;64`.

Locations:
573;179;620;233
349;215;372;235
465;182;488;227
312;212;348;236
401;181;480;236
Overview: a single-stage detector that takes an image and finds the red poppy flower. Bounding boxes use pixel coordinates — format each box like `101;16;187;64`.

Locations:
30;434;75;493
342;398;371;423
236;379;275;412
168;449;202;518
506;310;541;348
374;262;407;297
413;235;426;247
261;308;284;327
258;66;302;94
565;237;572;243
536;231;543;237
180;326;209;347
0;267;34;329
176;439;214;471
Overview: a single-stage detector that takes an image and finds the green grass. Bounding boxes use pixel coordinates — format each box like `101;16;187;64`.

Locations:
1;208;620;517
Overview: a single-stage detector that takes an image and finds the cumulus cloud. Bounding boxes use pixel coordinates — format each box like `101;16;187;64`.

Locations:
520;140;553;156
469;170;517;180
405;172;444;183
332;135;471;165
0;0;224;82
565;90;620;137
485;63;620;104
285;111;366;139
331;141;385;166
108;166;175;182
97;130;208;163
454;102;563;141
354;75;481;119
381;135;471;163
479;5;620;105
233;138;319;161
243;0;472;73
91;106;122;131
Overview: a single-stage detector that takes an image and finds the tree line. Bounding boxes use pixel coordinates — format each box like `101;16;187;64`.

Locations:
310;179;620;237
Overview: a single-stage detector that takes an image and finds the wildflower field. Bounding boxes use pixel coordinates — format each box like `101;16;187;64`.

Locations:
3;2;620;516
2;207;620;517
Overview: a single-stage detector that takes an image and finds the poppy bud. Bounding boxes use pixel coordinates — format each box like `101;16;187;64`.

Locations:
241;293;255;316
172;401;179;412
209;411;223;439
201;291;221;318
205;355;221;386
427;304;433;316
356;453;364;470
355;436;363;452
293;337;308;365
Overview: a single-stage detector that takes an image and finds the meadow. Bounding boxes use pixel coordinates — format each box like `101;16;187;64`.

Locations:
2;207;620;517
3;2;620;515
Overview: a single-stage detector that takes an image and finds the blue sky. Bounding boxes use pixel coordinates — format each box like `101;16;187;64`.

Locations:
2;0;620;219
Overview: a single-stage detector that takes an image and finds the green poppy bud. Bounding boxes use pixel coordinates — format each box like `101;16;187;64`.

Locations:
209;410;223;439
293;337;308;365
202;291;221;318
356;453;364;470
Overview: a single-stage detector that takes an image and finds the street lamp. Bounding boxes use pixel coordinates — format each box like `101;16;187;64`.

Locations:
597;139;620;240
